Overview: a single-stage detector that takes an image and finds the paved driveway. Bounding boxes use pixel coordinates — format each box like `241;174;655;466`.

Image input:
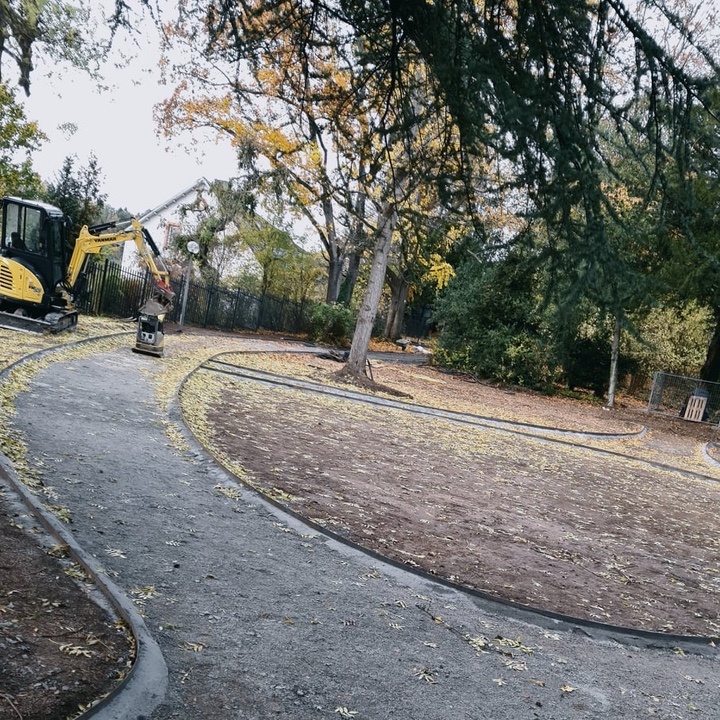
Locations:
13;344;720;719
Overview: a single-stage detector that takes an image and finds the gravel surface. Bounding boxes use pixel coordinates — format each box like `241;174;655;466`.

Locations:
12;344;720;720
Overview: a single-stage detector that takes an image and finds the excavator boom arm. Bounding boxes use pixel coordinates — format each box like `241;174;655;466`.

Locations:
67;219;171;291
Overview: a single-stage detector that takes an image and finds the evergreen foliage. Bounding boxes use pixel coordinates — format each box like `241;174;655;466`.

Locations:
434;250;554;387
309;302;356;346
42;153;106;236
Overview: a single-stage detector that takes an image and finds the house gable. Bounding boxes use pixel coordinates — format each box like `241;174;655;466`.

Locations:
121;178;211;272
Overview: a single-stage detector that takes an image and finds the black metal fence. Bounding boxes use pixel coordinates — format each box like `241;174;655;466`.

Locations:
74;257;434;339
403;306;434;340
74;258;151;318
74;258;313;335
647;371;720;425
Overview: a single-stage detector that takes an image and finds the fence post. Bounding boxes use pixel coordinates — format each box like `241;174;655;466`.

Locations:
647;372;658;413
255;292;265;331
230;289;240;331
178;271;191;331
203;284;214;328
299;298;306;331
97;259;110;314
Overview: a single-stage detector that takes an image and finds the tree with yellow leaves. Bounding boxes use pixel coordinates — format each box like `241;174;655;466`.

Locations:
156;1;476;376
155;0;372;305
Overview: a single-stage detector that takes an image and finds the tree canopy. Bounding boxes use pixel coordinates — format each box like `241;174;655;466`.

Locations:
148;0;720;383
0;80;44;196
6;0;707;392
0;0;135;94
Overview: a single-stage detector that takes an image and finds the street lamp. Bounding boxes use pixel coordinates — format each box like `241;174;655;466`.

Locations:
177;240;200;332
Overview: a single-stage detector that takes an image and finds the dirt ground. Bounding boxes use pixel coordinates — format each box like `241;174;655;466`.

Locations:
3;333;720;719
187;352;720;638
0;490;134;719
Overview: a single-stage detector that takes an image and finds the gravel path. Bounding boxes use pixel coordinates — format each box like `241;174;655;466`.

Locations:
13;345;720;720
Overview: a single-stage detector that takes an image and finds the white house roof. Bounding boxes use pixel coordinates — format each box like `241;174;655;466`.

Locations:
138;177;211;223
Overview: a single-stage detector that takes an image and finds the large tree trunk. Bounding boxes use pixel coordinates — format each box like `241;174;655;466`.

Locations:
606;313;621;408
326;252;343;303
322;193;343;303
389;281;409;338
345;202;397;377
700;311;720;382
338;180;368;306
384;267;410;339
338;247;363;306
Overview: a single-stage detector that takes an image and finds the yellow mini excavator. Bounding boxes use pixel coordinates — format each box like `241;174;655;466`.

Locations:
0;196;175;356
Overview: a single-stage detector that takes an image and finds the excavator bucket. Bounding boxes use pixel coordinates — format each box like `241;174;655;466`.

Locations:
152;279;175;306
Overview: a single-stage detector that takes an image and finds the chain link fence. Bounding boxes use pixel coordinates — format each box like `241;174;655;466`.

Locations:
647;371;720;424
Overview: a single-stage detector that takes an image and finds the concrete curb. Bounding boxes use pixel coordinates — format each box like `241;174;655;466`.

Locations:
204;353;648;442
201;357;720;485
0;455;168;719
0;332;168;719
702;442;720;470
0;331;133;375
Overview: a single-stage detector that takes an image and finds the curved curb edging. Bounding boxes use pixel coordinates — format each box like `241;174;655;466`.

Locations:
174;365;719;658
0;331;133;376
205;350;720;476
204;354;648;442
0;453;168;720
0;332;167;720
702;442;720;470
201;357;720;486
0;454;168;720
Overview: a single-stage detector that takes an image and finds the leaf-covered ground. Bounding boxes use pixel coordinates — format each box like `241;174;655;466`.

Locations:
3;324;720;720
0;500;135;719
183;352;720;637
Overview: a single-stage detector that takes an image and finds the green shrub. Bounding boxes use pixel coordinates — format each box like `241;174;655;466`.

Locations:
433;253;555;388
434;328;553;387
625;302;713;378
309;302;355;345
560;334;611;396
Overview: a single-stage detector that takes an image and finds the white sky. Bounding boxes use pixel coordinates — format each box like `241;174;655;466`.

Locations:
20;26;238;216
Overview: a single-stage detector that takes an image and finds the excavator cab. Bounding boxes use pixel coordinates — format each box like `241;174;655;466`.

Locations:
0;197;77;331
1;197;69;289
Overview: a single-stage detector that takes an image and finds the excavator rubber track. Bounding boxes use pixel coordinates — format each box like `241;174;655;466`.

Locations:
0;309;78;334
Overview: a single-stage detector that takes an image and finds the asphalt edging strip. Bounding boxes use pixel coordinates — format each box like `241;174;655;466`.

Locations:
174;360;720;658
